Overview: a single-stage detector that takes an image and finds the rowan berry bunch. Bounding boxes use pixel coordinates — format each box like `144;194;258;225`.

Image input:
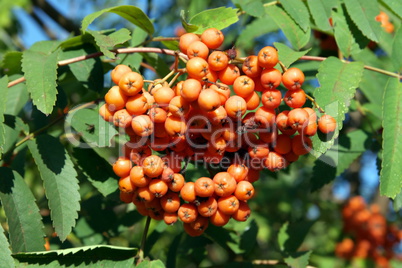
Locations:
335;196;402;268
99;27;337;236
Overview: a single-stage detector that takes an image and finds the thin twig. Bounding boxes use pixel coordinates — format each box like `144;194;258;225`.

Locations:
136;216;152;264
305;93;325;113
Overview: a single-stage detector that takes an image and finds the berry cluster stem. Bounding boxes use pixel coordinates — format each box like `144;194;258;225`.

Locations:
304;93;325;113
136;215;152;264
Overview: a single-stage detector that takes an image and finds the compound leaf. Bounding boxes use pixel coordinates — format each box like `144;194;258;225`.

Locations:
21;41;60;115
280;0;310;32
189;7;239;34
380;78;402;199
311;57;364;157
28;134;80;242
0;167;45;253
343;0;382;42
265;5;310;50
81;5;154;35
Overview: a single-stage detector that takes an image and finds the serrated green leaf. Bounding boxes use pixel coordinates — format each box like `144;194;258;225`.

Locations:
265;5;311;50
14;245;137;267
3;115;29;155
274;42;311;68
380;78;402;199
21;43;59;115
237;0;265;18
5;75;29;116
136;259;166;268
81;6;154;35
27;134;80;241
311;130;372;191
380;0;402;19
344;0;382;42
67;107;118;148
59;45;104;91
73;148;118;196
0;222;14;267
0;167;45;253
391;26;402;71
236;16;278;51
280;0;310;32
59;32;96;49
116;53;143;71
332;6;364;57
0;76;8;159
131;26;148;47
180;10;199;33
306;0;333;32
1;51;22;75
88;28;131;59
311;57;364;157
189;7;239;34
284;251;312;268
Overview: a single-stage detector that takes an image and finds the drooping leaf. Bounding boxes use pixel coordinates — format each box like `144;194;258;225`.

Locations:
81;5;154;35
306;0;333;32
280;0;310;32
189;7;239;34
0;76;8;159
284;251;312;268
274;42;311;68
391;26;402;71
136;259;166;268
343;0;382;42
27;134;80;241
332;6;365;57
5;75;29;116
236;16;278;51
311;57;364;157
265;5;311;50
311;130;372;191
88;28;131;59
1;51;23;75
67;107;118;148
380;78;402;199
13;245;137;267
59;45;104;91
73;147;118;196
0;167;45;253
21;41;60;115
180;10;199;33
381;0;402;19
0;223;14;267
236;0;265;18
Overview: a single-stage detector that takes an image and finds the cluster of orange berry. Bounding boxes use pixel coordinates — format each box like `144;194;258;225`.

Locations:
335;196;402;268
98;27;336;236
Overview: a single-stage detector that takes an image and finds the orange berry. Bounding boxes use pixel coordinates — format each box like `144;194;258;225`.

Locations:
201;28;224;49
318;114;337;134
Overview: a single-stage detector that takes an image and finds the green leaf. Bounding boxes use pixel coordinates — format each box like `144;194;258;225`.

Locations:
3;115;29;155
1;51;23;75
88;28;131;59
141;53;171;78
189;7;239;34
81;5;154;35
391;26;402;71
311;57;364;157
284;251;312;268
239;219;258;255
0;167;45;253
14;245;137;267
27;134;80;241
59;45;104;91
136;259;166;268
278;221;315;253
311;130;372;191
274;42;311;68
237;0;265;18
67;107;118;148
332;6;364;57
59;32;96;49
380;0;402;19
343;0;382;42
73;148;118;196
21;41;60;115
0;76;8;159
180;10;199;33
5;75;29;116
0;222;14;267
279;0;310;32
380;78;402;199
265;5;311;50
236;16;278;51
393;190;402;211
306;0;333;32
